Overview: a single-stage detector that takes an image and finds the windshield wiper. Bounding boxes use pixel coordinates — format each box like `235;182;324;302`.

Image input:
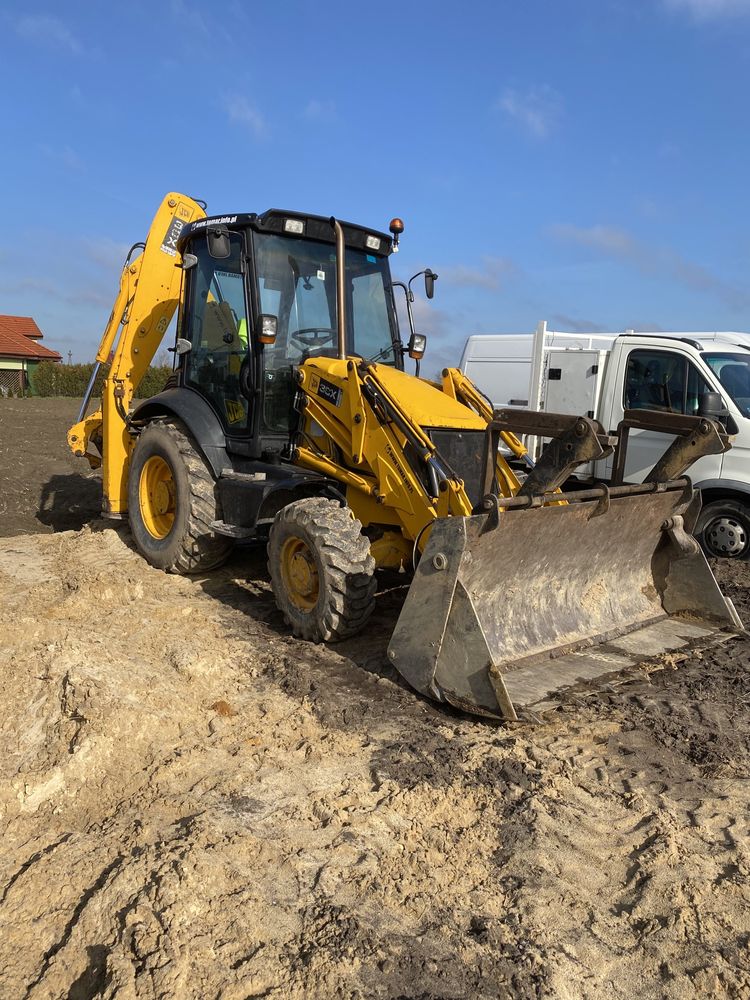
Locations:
367;345;395;363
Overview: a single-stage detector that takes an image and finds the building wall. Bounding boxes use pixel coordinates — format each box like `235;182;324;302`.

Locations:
0;357;47;395
0;357;25;395
26;360;43;395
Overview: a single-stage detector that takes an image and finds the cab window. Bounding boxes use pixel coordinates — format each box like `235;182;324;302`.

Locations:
624;350;712;415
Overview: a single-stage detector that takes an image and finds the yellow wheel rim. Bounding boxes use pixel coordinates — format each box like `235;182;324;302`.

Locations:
139;456;176;539
280;536;319;611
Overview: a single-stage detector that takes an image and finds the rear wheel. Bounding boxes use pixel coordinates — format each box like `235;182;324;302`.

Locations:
696;500;750;559
268;497;376;641
128;419;232;573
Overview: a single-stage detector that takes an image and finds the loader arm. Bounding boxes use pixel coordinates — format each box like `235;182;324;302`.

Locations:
293;354;740;720
67;193;205;514
294;359;530;562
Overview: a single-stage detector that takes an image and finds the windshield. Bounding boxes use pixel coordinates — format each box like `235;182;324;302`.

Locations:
702;351;750;417
252;232;399;365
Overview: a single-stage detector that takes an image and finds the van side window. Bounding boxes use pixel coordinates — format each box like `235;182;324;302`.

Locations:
624;350;711;415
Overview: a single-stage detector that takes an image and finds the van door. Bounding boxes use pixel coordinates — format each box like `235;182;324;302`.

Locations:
604;345;724;483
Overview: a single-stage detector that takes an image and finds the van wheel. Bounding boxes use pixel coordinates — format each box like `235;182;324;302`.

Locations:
128;418;232;573
268;498;376;641
696;500;750;559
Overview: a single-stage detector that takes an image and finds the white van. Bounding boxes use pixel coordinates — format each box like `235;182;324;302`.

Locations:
460;321;750;559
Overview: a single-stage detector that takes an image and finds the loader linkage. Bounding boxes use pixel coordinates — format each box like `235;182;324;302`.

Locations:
387;406;742;721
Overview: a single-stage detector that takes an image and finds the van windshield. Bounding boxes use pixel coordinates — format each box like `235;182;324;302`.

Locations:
702;352;750;417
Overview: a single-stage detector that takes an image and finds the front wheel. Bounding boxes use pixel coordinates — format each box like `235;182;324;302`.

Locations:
268;498;376;641
128;418;232;573
696;499;750;559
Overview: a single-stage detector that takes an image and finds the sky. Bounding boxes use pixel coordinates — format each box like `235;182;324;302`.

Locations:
2;0;750;374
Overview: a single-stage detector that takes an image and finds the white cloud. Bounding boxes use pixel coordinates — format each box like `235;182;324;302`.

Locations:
0;275;112;309
550;224;637;256
438;256;518;291
549;222;750;310
80;237;131;271
16;15;82;54
39;143;84;172
224;94;266;138
663;0;750;17
496;85;563;139
304;99;337;122
549;313;604;333
170;0;211;35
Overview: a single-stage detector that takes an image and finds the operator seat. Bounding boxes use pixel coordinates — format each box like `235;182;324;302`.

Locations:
201;301;237;349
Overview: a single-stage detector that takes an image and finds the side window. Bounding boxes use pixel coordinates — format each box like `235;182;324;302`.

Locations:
184;233;250;431
624;349;712;415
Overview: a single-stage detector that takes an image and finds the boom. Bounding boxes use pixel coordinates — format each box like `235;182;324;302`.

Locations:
67;193;205;514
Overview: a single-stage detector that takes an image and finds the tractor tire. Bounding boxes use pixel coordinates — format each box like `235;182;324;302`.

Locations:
267;497;376;642
128;418;232;574
696;499;750;560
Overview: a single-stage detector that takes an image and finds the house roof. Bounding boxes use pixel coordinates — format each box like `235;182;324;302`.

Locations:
0;315;62;361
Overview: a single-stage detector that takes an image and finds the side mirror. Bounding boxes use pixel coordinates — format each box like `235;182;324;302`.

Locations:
169;337;192;356
207;227;231;259
256;314;278;345
699;391;738;435
699;391;726;419
408;333;427;360
424;269;438;300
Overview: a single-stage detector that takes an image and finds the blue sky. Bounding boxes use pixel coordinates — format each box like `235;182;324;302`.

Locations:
2;0;750;373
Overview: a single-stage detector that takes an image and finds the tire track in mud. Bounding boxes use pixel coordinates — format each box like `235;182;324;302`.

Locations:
500;644;750;999
0;525;748;998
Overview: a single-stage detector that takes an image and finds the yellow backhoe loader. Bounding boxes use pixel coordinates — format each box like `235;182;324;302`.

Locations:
68;193;743;720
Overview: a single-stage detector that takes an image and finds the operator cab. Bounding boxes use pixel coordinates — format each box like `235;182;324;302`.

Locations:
175;210;401;458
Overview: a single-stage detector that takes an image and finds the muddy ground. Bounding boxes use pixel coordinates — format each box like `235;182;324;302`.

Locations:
0;397;749;999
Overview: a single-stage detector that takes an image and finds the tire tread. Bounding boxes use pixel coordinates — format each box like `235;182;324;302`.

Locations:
267;497;376;642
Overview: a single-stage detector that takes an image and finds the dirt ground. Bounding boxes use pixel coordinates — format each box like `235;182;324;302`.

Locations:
0;398;749;999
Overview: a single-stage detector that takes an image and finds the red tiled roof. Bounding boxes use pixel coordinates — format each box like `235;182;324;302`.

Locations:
0;315;62;361
0;315;43;339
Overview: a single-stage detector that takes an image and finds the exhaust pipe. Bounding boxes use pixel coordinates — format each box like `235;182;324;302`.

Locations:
331;217;346;360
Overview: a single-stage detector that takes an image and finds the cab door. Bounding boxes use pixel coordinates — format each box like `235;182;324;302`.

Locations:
182;231;251;434
603;345;724;483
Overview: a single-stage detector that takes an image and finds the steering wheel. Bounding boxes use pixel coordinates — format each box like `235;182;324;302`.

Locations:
290;327;336;349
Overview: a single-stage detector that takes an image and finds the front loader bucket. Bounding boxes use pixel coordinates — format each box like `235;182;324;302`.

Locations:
387;485;743;720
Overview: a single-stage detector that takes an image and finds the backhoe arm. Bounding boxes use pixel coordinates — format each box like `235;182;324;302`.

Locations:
68;192;205;515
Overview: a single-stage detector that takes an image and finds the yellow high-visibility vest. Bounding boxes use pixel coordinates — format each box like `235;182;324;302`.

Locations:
237;318;248;348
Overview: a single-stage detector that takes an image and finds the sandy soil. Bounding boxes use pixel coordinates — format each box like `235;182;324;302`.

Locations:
0;399;749;999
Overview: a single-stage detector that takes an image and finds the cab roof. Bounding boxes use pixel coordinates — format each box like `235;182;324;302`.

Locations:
177;209;394;257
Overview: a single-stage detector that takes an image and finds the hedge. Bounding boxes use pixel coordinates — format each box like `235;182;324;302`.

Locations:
33;361;172;400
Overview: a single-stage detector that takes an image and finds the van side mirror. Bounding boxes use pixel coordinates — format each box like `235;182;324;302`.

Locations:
424;269;438;300
699;391;738;434
699;391;725;419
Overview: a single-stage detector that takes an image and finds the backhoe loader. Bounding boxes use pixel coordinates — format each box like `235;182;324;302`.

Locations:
68;192;743;720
